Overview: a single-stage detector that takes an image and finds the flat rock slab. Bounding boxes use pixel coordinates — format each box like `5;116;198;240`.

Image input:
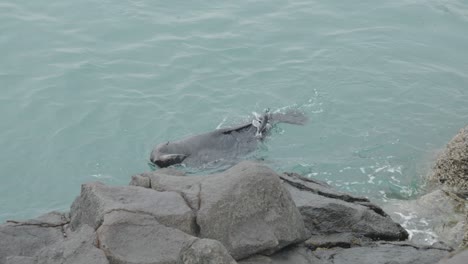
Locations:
280;173;408;241
313;242;451;264
131;161;309;260
240;242;451;264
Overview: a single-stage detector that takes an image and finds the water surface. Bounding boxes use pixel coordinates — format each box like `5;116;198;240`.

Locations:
1;0;467;238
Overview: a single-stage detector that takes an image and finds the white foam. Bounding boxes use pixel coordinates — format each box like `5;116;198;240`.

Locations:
91;174;112;179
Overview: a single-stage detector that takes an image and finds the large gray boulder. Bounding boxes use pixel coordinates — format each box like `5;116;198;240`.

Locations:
280;172;408;241
97;210;195;264
130;161;309;260
69;182;196;235
0;212;69;264
97;210;236;264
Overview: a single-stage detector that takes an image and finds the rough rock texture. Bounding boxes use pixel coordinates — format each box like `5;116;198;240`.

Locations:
238;255;273;264
265;246;320;264
437;249;468;264
28;225;108;264
0;212;69;263
312;242;451;264
70;182;196;235
178;238;237;264
97;210;237;264
240;242;451;264
2;214;108;264
197;163;308;259
430;125;468;195
281;172;409;241
384;189;466;248
97;210;196;264
131;161;309;260
427;125;468;248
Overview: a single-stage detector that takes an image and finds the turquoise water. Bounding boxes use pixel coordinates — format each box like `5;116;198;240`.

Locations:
1;0;468;223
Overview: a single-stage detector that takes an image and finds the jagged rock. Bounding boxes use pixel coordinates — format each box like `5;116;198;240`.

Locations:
69;182;196;235
97;210;196;264
313;241;451;264
178;238;237;264
280;173;408;241
430;125;468;195
0;212;68;263
131;161;309;260
426;125;468;248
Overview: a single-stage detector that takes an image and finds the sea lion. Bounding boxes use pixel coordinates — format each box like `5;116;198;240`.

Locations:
150;109;308;168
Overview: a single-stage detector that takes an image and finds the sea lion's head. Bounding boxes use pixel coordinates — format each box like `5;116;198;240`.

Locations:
150;141;188;168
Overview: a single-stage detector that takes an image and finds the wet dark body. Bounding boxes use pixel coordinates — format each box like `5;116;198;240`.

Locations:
150;110;307;168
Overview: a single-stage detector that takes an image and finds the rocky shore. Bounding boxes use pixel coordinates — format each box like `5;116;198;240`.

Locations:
1;126;467;264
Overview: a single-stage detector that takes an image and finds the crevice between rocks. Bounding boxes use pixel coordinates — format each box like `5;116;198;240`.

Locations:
178;189;202;237
6;218;71;238
305;241;353;250
377;241;453;252
195;183;202;236
362;232;408;242
5;220;69;229
280;175;368;203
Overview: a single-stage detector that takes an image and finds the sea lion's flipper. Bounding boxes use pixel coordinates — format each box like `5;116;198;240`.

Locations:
270;109;308;125
252;109;270;138
154;154;187;168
